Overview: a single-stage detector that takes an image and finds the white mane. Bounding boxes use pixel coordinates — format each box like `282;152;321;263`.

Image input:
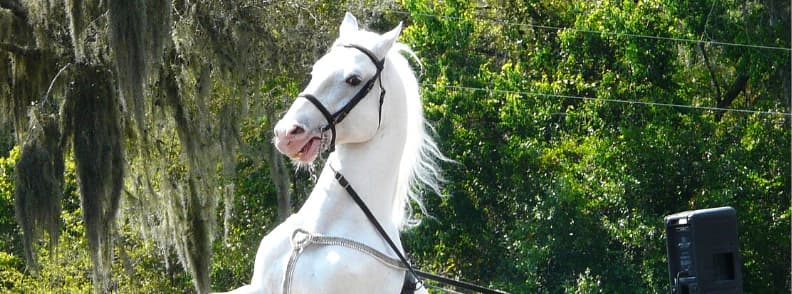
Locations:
386;43;448;228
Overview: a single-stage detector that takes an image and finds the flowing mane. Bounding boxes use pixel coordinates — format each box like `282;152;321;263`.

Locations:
387;43;447;228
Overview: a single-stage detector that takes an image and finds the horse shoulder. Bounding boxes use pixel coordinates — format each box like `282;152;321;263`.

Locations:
248;214;302;291
289;244;405;293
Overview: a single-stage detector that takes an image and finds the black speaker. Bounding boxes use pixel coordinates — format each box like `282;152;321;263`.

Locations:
665;207;743;294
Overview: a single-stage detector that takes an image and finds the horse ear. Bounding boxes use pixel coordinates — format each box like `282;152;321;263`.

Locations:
340;12;359;36
374;22;402;58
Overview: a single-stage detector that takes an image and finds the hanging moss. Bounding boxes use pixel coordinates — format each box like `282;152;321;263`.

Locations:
64;0;84;61
6;47;53;143
160;63;216;293
1;0;53;141
14;103;64;270
144;0;171;71
107;0;147;139
0;9;12;43
62;0;111;65
165;176;214;294
0;52;10;127
20;0;60;47
3;11;60;251
61;63;124;294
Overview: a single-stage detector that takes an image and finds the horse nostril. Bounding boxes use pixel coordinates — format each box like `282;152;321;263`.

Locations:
289;126;305;136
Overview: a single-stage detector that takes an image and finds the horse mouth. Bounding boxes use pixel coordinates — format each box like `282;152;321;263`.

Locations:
289;137;321;162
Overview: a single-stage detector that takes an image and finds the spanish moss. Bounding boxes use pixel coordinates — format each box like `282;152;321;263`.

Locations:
6;46;53;143
144;0;171;71
64;0;84;61
13;102;63;270
161;61;217;294
61;63;124;294
107;0;146;140
166;176;214;294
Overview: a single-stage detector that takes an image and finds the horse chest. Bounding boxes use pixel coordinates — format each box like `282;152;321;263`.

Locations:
288;245;404;293
250;215;403;293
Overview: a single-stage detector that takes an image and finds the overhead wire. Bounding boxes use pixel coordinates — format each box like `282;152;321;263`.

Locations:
419;83;791;117
383;9;792;117
389;10;792;52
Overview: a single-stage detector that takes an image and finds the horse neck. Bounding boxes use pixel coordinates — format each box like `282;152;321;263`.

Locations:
304;69;407;233
331;122;406;219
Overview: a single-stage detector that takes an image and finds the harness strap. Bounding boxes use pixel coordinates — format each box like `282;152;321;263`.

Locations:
329;164;424;291
414;270;509;294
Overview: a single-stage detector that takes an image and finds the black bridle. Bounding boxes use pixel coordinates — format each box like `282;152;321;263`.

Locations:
297;44;386;153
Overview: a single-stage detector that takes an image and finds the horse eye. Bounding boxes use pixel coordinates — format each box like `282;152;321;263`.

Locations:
345;75;362;86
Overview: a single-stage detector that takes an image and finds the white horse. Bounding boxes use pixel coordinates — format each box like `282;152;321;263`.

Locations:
216;13;444;294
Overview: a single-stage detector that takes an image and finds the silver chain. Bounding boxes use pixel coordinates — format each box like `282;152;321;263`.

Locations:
283;228;407;294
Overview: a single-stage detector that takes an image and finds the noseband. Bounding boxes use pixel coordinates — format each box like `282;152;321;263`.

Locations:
297;44;386;153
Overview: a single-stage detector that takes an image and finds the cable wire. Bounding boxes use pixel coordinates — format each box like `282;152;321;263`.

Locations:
389;10;792;52
420;83;792;117
385;9;791;116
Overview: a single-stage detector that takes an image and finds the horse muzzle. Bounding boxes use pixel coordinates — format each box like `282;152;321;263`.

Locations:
274;120;323;163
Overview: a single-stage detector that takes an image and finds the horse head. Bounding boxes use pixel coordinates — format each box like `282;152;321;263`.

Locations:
274;13;403;164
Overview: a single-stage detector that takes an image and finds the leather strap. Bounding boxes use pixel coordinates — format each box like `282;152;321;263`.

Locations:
329;164;424;291
298;93;337;150
330;164;510;294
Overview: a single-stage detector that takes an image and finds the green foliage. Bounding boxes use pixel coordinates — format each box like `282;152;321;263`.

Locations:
0;147;21;258
399;0;789;293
